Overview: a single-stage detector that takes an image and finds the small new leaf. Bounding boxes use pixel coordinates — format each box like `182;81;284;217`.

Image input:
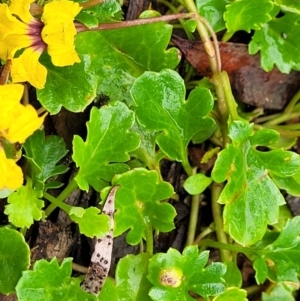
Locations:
23;130;68;190
5;179;44;228
16;258;96;301
249;13;300;73
148;246;226;301
73;102;140;191
112;168;175;245
70;207;110;238
0;228;30;294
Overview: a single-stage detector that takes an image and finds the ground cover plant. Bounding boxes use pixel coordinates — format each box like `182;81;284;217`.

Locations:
1;0;300;300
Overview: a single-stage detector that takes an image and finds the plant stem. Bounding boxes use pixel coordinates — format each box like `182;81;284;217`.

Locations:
0;60;11;85
211;182;231;262
263;111;300;126
44;178;79;216
76;12;196;33
186;193;202;245
158;0;194;40
194;223;214;244
43;191;71;214
145;226;154;255
283;87;300;114
198;239;260;256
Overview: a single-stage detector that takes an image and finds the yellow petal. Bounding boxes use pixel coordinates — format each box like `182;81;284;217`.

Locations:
0;149;23;190
0;4;30;59
0;84;24;131
11;47;47;89
42;0;81;24
41;0;81;66
9;0;35;24
2;105;46;143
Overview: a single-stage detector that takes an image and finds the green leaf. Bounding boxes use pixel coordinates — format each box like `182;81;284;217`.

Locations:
129;121;158;170
38;23;180;114
271;169;300;196
183;174;212;195
73;102;140;191
148;246;226;301
249;13;300;73
0;228;30;294
224;0;273;37
248;217;300;285
112;168;175;245
249;129;279;146
97;278;117;301
253;258;268;284
131;70;214;173
70;207;110;238
4;179;44;228
116;253;152;301
274;0;300;14
16;258;96;301
262;283;295;301
76;0;122;28
211;121;300;245
23;130;68;190
196;0;231;33
212;287;248;301
223;261;242;288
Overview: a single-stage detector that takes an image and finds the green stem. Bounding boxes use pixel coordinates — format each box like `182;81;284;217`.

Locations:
186;193;202;245
158;0;194;40
211;182;231;262
183;0;221;73
263;111;300;126
194;224;214;244
145;226;154;256
44;178;79;216
44;191;72;214
198;239;261;256
283;87;300;114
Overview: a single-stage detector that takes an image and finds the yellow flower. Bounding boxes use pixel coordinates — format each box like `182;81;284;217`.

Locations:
0;148;23;190
0;0;81;89
0;84;46;143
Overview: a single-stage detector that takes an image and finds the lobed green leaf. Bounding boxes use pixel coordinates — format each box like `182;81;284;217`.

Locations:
212;287;248;301
70;207;110;238
148;246;226;300
112;168;175;245
249;13;300;73
73;102;140;191
224;0;273;37
16;258;96;301
5;179;44;228
23;130;69;190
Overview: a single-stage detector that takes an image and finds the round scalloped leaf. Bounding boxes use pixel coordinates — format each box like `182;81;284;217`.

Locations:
131;70;214;172
112;168;175;245
0;228;30;294
16;258;96;301
148;246;226;301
